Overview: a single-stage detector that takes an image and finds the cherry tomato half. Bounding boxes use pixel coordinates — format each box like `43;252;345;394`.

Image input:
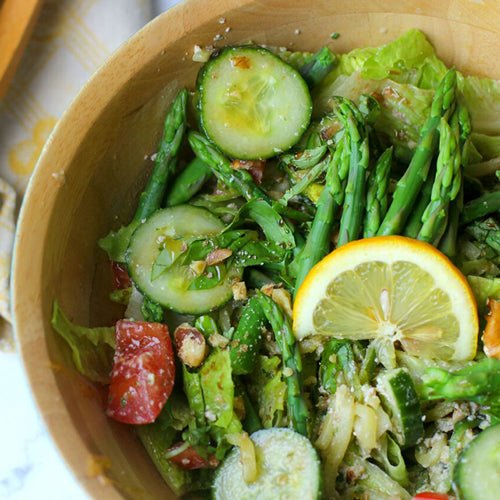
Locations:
106;320;175;424
413;493;451;500
111;261;132;289
167;443;219;470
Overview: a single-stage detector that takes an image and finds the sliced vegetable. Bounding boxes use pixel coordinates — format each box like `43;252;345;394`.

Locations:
106;320;175;424
198;45;312;159
212;428;321;500
454;422;500;500
126;205;242;314
376;368;424;448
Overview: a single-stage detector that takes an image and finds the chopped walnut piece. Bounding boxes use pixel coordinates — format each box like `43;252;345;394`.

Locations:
260;283;275;297
206;248;232;266
208;332;230;349
271;288;293;318
174;323;207;368
232;281;247;301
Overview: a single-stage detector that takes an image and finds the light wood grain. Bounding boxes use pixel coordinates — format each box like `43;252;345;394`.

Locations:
0;0;44;101
12;1;500;499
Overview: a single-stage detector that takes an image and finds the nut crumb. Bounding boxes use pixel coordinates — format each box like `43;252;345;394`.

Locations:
232;281;247;301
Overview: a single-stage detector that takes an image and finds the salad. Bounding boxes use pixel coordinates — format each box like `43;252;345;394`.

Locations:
52;29;500;499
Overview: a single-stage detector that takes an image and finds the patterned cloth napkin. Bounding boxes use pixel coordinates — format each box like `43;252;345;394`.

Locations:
0;0;180;345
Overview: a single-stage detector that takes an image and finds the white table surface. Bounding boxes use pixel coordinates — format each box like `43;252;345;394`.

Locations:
0;351;88;499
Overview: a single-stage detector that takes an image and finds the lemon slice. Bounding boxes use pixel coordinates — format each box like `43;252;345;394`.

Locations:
293;236;478;361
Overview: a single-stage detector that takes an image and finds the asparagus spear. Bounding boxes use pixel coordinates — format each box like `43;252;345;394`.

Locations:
165;157;212;206
465;218;500;254
403;175;434;239
364;147;393;238
417;115;462;245
299;46;336;87
280;154;330;205
98;89;188;261
256;291;309;436
188;131;272;204
293;146;346;295
189;132;314;222
336;97;370;246
234;380;262;434
439;103;471;258
420;357;500;418
229;297;267;375
461;190;500;225
377;69;457;236
134;89;188;221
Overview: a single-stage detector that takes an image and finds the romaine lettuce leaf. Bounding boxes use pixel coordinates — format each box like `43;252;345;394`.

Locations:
471;132;500;160
247;355;287;428
460;75;500;136
200;349;239;430
316;29;447;93
314;29;500;161
467;275;500;314
51;301;115;383
98;220;139;263
137;395;213;496
314;72;434;155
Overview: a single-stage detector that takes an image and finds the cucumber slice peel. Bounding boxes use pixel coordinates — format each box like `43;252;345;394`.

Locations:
198;46;312;160
376;368;424;449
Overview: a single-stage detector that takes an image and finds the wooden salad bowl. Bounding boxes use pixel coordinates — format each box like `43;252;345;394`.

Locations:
12;0;500;498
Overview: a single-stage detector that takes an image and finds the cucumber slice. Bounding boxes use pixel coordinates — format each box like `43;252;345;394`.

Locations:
213;428;321;500
454;422;500;500
126;205;241;314
376;368;424;449
197;46;312;160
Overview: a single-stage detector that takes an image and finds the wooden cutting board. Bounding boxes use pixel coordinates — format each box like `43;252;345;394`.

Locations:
0;0;44;101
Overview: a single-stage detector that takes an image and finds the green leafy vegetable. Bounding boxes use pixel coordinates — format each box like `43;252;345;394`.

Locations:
51;301;115;383
247;355;287;429
200;349;242;434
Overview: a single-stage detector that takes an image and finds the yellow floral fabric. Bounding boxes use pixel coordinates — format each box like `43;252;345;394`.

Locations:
0;0;176;341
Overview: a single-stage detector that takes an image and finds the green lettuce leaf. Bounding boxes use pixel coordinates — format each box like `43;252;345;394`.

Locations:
51;301;115;383
200;349;240;431
314;72;434;155
316;29;447;94
314;28;500;161
460;75;500;136
98;220;140;263
248;355;287;429
467;275;500;314
471;132;500;160
137;395;213;496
